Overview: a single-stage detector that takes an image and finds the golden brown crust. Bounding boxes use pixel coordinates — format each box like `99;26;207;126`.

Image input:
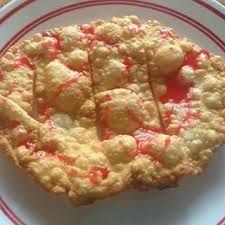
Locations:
0;16;225;206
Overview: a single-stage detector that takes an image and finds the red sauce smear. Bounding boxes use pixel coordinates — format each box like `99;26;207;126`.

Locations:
160;49;209;104
66;63;89;73
38;76;80;118
53;78;79;99
38;102;52;119
134;130;171;163
160;30;172;39
104;94;112;101
88;166;109;185
8;120;20;128
183;49;210;70
123;56;133;83
18;133;35;150
57;154;77;165
160;74;190;104
80;25;95;34
100;106;114;140
164;136;171;149
14;55;35;70
42;31;62;58
134;131;162;163
163;103;201;135
0;71;4;81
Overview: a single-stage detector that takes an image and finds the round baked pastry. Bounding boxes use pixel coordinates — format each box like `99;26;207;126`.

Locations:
0;16;225;206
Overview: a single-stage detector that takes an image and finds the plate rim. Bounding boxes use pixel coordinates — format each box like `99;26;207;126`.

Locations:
0;1;225;225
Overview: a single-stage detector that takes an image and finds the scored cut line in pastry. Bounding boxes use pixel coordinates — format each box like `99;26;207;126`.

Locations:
0;16;225;206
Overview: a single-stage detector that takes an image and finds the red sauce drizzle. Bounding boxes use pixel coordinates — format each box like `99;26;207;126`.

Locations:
66;63;89;73
123;56;133;83
164;136;171;149
38;102;52;119
38;76;80;118
18;133;35;150
0;71;4;81
80;25;95;34
57;154;77;165
162;106;174;131
14;55;35;70
8;120;20;128
88;166;109;185
134;130;171;163
160;49;209;104
54;77;79;99
100;106;114;140
163;103;201;135
160;74;190;104
104;94;112;101
160;30;172;39
183;49;210;70
41;142;57;154
42;31;62;58
134;130;163;163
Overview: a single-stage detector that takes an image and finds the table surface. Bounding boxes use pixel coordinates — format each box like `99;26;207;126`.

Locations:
1;0;225;7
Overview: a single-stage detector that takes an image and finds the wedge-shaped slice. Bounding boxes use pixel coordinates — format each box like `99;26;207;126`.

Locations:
142;20;225;173
0;95;133;205
21;26;98;140
88;17;161;139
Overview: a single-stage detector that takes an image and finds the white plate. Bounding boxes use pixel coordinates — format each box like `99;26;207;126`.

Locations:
0;0;225;225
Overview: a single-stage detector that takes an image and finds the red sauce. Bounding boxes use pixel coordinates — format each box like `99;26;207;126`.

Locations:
66;63;89;73
57;154;77;165
160;30;172;39
163;103;201;135
164;136;171;149
42;32;62;58
162;105;174;129
0;71;4;81
53;77;79;99
38;77;80;118
68;168;78;176
104;94;112;101
8;120;20;128
183;49;209;70
88;166;109;185
123;56;133;83
18;133;35;150
100;106;114;140
160;74;190;104
134;131;163;163
80;25;95;34
41;142;58;154
14;55;35;70
160;49;209;104
38;102;52;118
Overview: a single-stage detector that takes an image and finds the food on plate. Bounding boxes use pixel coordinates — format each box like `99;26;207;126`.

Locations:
0;16;225;206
